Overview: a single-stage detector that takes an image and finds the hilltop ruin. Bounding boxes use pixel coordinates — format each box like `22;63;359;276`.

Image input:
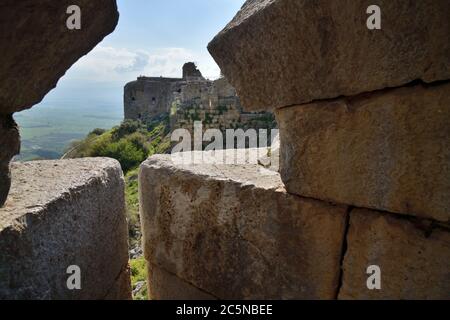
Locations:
124;63;276;133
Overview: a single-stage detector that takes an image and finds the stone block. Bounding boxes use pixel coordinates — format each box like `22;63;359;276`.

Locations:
0;158;131;300
276;83;450;222
0;115;20;207
140;154;348;299
208;0;450;111
339;208;450;300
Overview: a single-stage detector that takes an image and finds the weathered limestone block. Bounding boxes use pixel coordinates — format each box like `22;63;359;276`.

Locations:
0;0;119;207
276;83;450;222
339;209;450;300
0;158;131;300
0;0;119;114
208;0;450;111
140;154;348;299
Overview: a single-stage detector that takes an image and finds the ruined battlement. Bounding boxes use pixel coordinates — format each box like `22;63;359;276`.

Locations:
124;63;276;132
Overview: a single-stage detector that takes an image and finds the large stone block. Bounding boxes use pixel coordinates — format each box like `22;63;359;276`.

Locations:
0;158;131;300
0;115;20;207
276;83;450;222
339;208;450;300
140;154;348;299
0;0;119;114
208;0;450;111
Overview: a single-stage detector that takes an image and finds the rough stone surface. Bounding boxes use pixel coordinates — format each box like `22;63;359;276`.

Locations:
208;0;450;111
0;158;131;300
148;263;216;300
0;0;119;114
182;62;204;80
0;0;119;206
339;208;450;300
0;115;20;207
276;83;450;222
140;154;348;299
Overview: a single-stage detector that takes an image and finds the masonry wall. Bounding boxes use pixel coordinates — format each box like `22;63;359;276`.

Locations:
124;70;276;135
170;77;276;133
124;77;182;121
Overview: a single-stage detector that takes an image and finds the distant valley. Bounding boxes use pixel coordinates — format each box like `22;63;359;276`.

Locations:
14;100;123;161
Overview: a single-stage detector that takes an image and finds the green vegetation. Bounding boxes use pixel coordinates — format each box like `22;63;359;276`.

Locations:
67;116;171;172
66;115;172;245
66;115;174;300
125;168;140;245
130;257;148;300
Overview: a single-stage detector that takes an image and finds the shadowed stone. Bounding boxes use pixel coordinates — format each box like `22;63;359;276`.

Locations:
339;208;450;300
208;0;450;111
0;158;131;300
0;0;119;114
0;115;20;207
148;263;216;300
0;0;119;206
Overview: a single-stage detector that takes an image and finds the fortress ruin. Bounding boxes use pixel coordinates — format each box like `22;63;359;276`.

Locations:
124;63;276;132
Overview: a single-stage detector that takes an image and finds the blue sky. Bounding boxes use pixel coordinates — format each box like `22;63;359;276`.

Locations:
35;0;245;111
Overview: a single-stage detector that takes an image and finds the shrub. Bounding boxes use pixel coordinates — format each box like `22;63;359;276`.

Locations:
111;119;143;141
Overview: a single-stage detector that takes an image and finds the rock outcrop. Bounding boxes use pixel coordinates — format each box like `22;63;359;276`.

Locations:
140;154;348;299
0;158;131;299
0;0;119;207
208;0;450;111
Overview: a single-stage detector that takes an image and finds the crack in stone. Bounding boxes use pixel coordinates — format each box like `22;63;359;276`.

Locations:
276;78;450;111
151;262;220;300
101;262;130;300
334;206;353;300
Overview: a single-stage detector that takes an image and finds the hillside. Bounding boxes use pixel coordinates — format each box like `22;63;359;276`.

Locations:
67;116;170;237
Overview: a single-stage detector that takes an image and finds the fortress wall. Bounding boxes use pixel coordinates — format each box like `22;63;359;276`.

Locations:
124;78;182;121
124;70;276;134
0;158;131;300
170;78;276;133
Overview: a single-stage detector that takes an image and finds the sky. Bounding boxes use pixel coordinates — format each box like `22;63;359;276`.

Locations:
34;0;245;112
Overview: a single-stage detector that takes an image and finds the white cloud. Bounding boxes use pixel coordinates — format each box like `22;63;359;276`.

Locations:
66;46;221;83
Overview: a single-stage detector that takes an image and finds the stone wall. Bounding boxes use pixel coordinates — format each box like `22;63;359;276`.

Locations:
170;77;276;133
0;159;131;299
139;0;450;299
124;64;276;134
124;77;182;121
